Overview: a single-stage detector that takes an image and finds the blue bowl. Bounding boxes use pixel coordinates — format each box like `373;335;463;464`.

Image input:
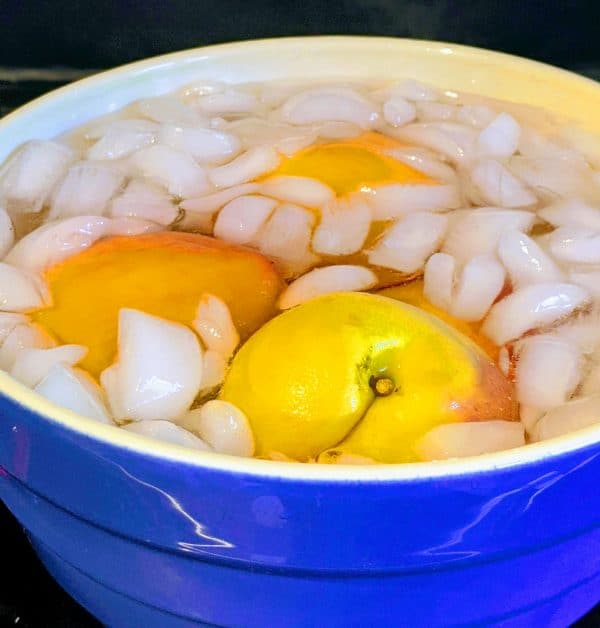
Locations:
1;378;599;627
0;38;599;626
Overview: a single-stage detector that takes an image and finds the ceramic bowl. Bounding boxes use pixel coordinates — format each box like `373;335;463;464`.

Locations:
0;37;599;627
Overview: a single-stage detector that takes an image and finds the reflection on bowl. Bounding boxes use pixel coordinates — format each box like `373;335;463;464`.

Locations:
0;37;599;627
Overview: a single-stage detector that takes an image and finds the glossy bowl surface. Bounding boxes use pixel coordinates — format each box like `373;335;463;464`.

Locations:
0;37;599;627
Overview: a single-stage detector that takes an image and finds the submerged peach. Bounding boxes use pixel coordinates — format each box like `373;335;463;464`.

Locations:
269;132;435;196
220;292;517;462
33;232;283;376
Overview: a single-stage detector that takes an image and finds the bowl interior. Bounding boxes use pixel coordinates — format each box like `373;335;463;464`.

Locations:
2;36;600;164
1;36;600;480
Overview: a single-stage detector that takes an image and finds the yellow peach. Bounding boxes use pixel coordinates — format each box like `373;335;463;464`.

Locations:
220;292;516;462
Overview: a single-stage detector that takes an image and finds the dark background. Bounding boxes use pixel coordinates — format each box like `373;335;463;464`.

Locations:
1;1;599;626
1;0;600;73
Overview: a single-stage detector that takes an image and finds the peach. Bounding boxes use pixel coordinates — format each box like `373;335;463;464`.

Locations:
220;292;516;462
33;232;283;376
272;132;434;196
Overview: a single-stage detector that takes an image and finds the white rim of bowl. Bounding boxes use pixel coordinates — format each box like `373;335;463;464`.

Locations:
1;36;599;482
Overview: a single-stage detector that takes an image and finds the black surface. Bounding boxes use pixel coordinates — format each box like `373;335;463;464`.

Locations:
0;502;100;627
0;2;599;623
1;0;600;71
